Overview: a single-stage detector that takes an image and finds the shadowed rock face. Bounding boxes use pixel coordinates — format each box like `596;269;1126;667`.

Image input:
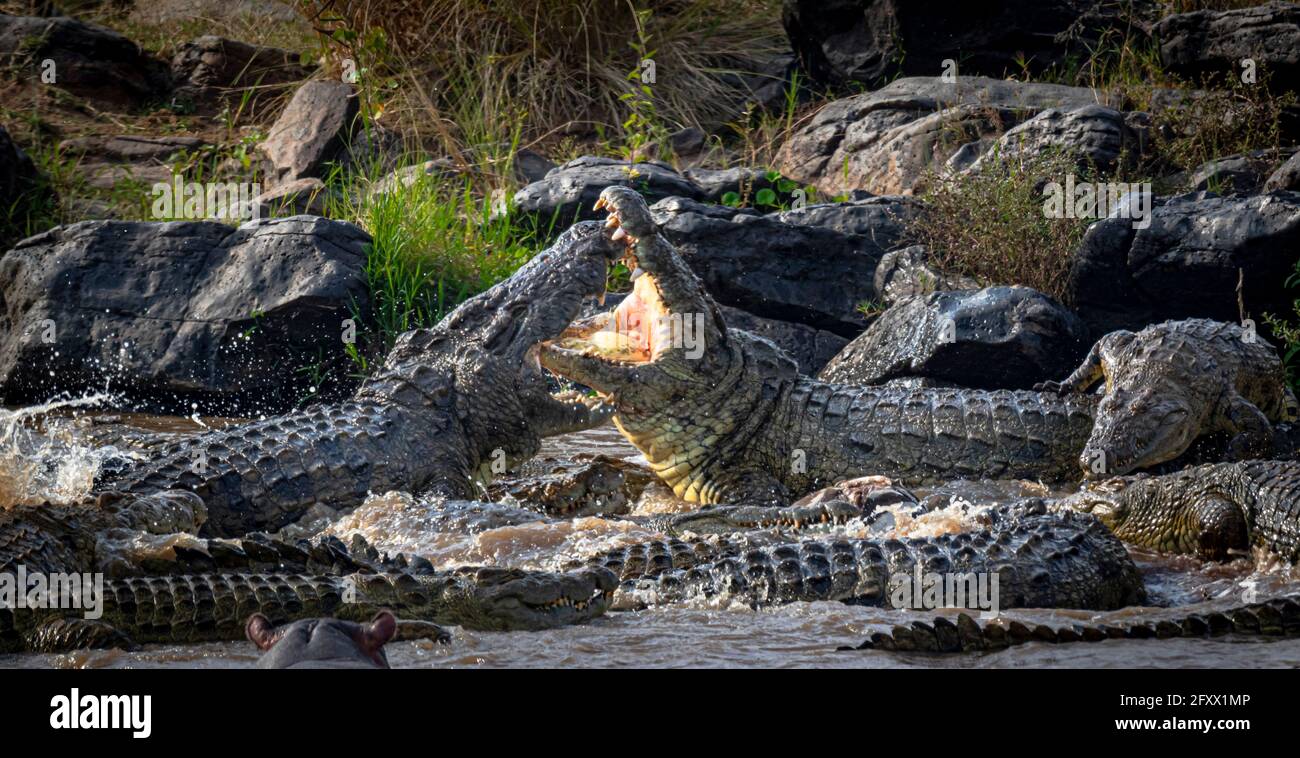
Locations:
0;215;371;415
512;156;704;230
1155;2;1300;92
818;287;1090;390
1067;192;1300;337
781;0;1144;88
0;14;171;109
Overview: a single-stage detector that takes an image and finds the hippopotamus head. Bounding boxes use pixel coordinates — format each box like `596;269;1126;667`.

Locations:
246;611;398;669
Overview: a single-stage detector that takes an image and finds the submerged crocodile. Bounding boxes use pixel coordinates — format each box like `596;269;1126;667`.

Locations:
1036;319;1295;478
540;187;1096;501
1060;460;1300;561
95;222;621;537
581;505;1145;611
0;490;615;651
844;594;1300;654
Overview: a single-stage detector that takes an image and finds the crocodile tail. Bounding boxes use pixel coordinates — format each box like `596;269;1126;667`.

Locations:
841;594;1300;654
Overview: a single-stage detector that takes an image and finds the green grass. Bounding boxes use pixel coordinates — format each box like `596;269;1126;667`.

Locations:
323;162;541;363
1263;261;1300;395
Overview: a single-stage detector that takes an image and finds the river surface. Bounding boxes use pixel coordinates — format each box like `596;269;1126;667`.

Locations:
3;405;1299;669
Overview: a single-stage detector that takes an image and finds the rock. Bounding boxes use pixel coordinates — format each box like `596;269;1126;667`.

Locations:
684;167;777;203
1184;149;1296;194
513;156;704;231
777;76;1105;196
772;195;923;240
781;0;1141;87
131;0;305;25
58;135;208;190
668;127;707;158
1264;150;1300;192
1068;192;1300;336
368;159;460;196
650;196;906;335
252;178;328;217
512;149;555;184
1155;2;1300;91
0;14;171;110
170;36;312;111
0;124;53;247
260;81;360;186
873;245;978;307
962;104;1148;176
717;305;849;375
0;215;371;414
817;286;1089;389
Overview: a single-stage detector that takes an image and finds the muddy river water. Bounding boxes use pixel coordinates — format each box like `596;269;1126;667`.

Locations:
2;407;1299;669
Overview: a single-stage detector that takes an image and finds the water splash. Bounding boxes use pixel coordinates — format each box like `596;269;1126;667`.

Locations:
0;393;120;507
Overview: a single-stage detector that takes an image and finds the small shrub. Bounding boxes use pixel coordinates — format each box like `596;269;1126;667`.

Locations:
908;147;1093;303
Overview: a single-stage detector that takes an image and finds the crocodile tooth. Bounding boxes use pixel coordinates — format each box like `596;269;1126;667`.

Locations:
612;228;628;242
629;266;646;282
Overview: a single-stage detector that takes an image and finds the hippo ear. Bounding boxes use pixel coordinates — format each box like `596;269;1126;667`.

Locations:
365;610;398;650
245;614;283;651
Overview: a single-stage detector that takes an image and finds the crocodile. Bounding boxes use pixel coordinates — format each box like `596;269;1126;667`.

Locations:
539;187;1098;502
95;221;622;537
581;505;1145;611
1035;318;1296;478
3;566;617;653
843;594;1300;654
0;490;616;651
1059;460;1300;561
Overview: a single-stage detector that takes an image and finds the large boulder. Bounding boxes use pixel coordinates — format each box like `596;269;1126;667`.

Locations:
817;286;1089;389
0;216;371;414
781;0;1140;87
0;14;170;109
717;305;849;375
1155;2;1300;91
960;104;1148;176
260;81;360;187
777;76;1106;196
171;36;312;112
1264;150;1300;192
650;196;917;335
0;124;53;248
1068;192;1300;336
873;245;979;307
1183;148;1296;195
513;156;703;231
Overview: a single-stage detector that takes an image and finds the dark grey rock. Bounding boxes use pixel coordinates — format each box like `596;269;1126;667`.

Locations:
0;215;371;414
513;148;556;184
260;81;360;186
718;305;848;375
772;195;923;240
1264;150;1300;192
170;35;312;111
684;167;776;203
873;245;979;307
0;123;53;248
817;286;1089;389
1155;2;1300;91
1068;192;1300;336
1185;148;1296;194
0;14;171;109
252;177;328;217
512;156;703;231
669;127;707;158
650;196;905;335
782;0;1143;87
